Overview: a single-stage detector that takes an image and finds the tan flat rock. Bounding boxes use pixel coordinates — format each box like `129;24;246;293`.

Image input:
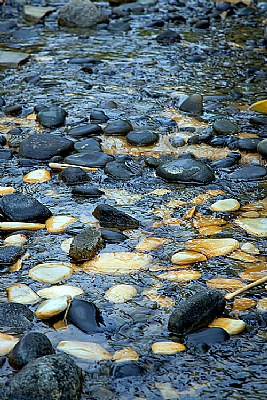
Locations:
240;264;267;281
135;237;169;251
6;283;40;304
228;250;259;263
113;348;139;363
0;333;19;356
104;284;137;303
152;342;186;354
171;250;207;265
23;169;51;183
210;198;240;212
198;226;224;236
235;218;267;237
0;222;45;231
57;341;112;361
185;238;239;257
37;285;83;299
233;298;256;312
0;186;15;195
46;216;77;233
145;293;174;308
207;278;246;290
257;298;267;312
29;262;73;283
158;270;201;282
36;296;70;319
209;318;246;335
4;234;27;246
240;242;260;255
191;190;225;205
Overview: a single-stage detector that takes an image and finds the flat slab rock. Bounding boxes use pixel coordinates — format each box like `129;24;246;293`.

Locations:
24;6;56;22
19;134;73;160
226;165;267;181
93;204;139;230
0;51;30;68
65;152;113;168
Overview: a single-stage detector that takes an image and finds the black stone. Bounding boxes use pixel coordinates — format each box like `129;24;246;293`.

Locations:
185;327;230;346
249;116;267;125
104;120;133;136
112;362;145;379
208;137;227;147
60;167;90;185
194;20;210;29
168;290;226;336
0;149;13;161
36;106;67;128
179;94;203;115
72;184;104;197
69;226;104;262
0;96;6;108
74;138;102;152
69;58;103;64
19;134;74;160
2;354;83;400
156;30;181;45
97;100;118;109
0;193;52;223
105;160;139;180
0;246;24;268
0;303;34;332
227;165;267;181
156;159;215;184
90;110;109;123
257;139;267;158
213;119;240;135
236;138;261;152
65;152;113;168
101;229;128;243
126;130;159;146
81;64;93;73
93;204;139;230
4;105;22;116
210;156;239;169
0;135;7;146
68;124;103;138
8;332;55;370
67;299;106;333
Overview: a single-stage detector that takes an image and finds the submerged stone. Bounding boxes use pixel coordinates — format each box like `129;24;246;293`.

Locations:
101;229;128;243
0;51;30;68
185;327;229;346
156;30;180;44
65;152;113;167
71;184;104;197
93;204;139;230
69;226;104;262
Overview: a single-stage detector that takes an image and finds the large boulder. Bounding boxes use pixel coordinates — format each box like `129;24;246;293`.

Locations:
58;0;107;28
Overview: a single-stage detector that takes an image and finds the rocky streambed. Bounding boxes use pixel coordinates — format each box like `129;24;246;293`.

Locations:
0;0;267;398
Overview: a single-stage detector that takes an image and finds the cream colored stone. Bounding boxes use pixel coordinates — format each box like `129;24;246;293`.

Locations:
171;250;207;265
209;318;246;335
36;296;70;319
228;250;259;263
256;298;267;312
136;237;169;251
3;234;27;246
37;285;83;299
0;333;19;356
207;278;246;290
23;169;51;183
240;242;260;255
198;226;224;236
61;238;73;253
46;216;77;233
104;284;137;303
235;218;267;237
210;199;240;212
240;264;267;281
113;348;139;362
29;262;73;283
0;222;45;231
185;238;239;257
83;252;152;275
0;186;15;195
152;342;186;354
158;270;201;282
145;293;175;308
57;341;112;361
6;283;40;304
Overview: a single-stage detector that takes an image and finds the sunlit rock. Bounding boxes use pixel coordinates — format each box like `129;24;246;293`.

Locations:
233;298;256;312
0;333;19;356
29;262;73;283
228;250;259;263
135;237;169;251
46;216;77;233
207;278;246;290
113;348;139;363
35;296;70;319
171;250;207;265
4;234;27;246
0;222;45;231
240;242;260;255
145;293;174;308
235;218;267;237
185;238;239;257
6;284;40;304
256;298;267;312
61;238;73;253
57;341;112;361
104;284;137;303
240;264;267;281
0;187;15;195
251;99;267;114
152;342;186;354
37;285;83;299
209;318;246;335
23;169;51;184
158;270;201;282
210;199;240;212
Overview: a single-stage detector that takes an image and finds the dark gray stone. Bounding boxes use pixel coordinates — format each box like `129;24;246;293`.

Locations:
156;30;181;44
74;138;102;152
93;204;139;230
257;139;267;158
90;110;109;123
169;136;186;147
65;152;113;168
112;362;145;379
67;299;106;333
101;229;128;243
227;165;267;181
4;105;22;116
60;166;90;185
0;303;34;332
236;138;261;152
58;0;107;28
2;354;83;400
36;106;67;128
19;134;73;160
8;333;55;370
0;150;13;161
185;327;229;346
68;124;102;138
71;184;104;197
69;226;104;262
156;158;215;184
179;94;203;115
126;130;159;146
0;193;52;223
104;160;139;180
0;246;24;268
213;119;240;135
104;120;133;136
168;290;226;336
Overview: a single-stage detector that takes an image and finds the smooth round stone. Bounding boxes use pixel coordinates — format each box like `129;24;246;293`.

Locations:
64;152;113;167
104;120;133;136
249;116;267;125
209;156;238;169
60;167;90;185
101;229;128;243
4;105;22;116
169;136;186;147
209;137;227;147
36;106;67;128
97;100;118;109
126;130;159;146
156;30;181;44
156;159;215;184
19;134;73;160
185;327;229;346
90;110;109;123
68;124;102;138
0;193;52;223
72;184;104;197
67;299;107;333
179;94;203;115
257;139;267;158
74;138;102;152
104;160;139;180
236;138;261;152
8;332;55;370
210;198;240;212
0;246;24;268
213;119;240;135
227;165;267;181
0;303;34;332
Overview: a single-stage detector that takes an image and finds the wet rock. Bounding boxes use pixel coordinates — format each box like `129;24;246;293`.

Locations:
24;6;56;22
112;362;145;378
126;130;159;146
65;152;113;168
249;116;267;125
58;0;107;28
0;150;13;161
108;21;130;32
0;193;52;223
74;138;102;152
90;110;109;123
213;119;240;135
101;229;128;243
72;184;104;197
209;153;241;169
4;105;22;116
36;106;67;128
156;30;181;45
2;354;83;400
169;136;186;147
0;303;34;332
0;20;17;33
60;167;90;185
69;226;104;262
179;94;203;115
0;51;30;69
104;120;133;136
168;289;226;336
93;204;139;230
68;124;103;138
145;156;162;168
236;138;261;152
0;135;7;146
98;100;118;109
0;97;5;108
0;246;24;268
156;158;215;184
194;19;210;29
67;299;106;333
185;327;229;346
227;165;267;181
8;332;55;370
19;133;73;160
81;64;93;73
105;160;140;180
209;137;227;147
257;139;267;158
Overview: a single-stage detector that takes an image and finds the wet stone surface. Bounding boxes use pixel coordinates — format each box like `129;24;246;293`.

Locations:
0;0;267;398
